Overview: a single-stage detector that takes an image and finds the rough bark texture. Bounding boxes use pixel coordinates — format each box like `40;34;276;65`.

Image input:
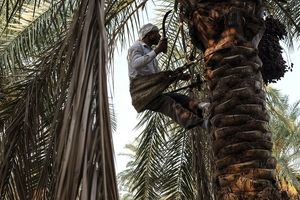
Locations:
181;0;291;199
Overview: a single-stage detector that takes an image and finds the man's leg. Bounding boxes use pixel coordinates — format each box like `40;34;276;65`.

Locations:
165;93;210;118
164;93;210;129
165;93;198;112
145;94;204;129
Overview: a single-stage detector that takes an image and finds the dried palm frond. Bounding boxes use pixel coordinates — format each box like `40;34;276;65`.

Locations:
0;36;66;200
1;0;120;199
51;0;118;198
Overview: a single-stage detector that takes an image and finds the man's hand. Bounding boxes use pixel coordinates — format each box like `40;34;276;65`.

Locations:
154;38;168;54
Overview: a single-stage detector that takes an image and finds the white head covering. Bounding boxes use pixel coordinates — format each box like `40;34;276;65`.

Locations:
138;23;159;40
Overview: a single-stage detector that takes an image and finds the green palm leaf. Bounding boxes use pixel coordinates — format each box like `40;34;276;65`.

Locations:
160;128;195;200
131;111;169;200
266;86;300;196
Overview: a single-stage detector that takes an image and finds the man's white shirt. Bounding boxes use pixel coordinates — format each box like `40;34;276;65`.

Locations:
127;40;160;79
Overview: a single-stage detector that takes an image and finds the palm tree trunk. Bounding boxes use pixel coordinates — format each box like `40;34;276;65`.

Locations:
182;0;290;199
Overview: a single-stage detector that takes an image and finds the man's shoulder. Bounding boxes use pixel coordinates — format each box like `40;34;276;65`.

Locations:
128;40;144;53
129;40;143;49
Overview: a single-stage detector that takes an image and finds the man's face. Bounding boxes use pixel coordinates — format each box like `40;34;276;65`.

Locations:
147;30;161;45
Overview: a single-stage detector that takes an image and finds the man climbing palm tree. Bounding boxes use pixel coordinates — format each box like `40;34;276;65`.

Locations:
127;23;209;129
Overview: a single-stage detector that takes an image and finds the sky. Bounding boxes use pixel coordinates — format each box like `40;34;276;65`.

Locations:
272;45;300;104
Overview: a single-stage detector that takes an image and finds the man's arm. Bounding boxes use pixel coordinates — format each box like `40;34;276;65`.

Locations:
128;47;157;70
128;39;167;70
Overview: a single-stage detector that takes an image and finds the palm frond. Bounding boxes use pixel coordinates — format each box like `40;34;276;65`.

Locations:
130;111;169;200
190;125;215;200
266;0;300;47
0;0;44;25
0;0;79;86
117;143;139;199
105;0;150;65
0;38;65;199
160;128;195;200
153;2;197;70
50;0;118;199
266;86;300;194
1;0;119;199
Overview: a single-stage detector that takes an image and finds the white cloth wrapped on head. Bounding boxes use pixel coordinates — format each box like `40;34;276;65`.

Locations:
138;23;159;40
